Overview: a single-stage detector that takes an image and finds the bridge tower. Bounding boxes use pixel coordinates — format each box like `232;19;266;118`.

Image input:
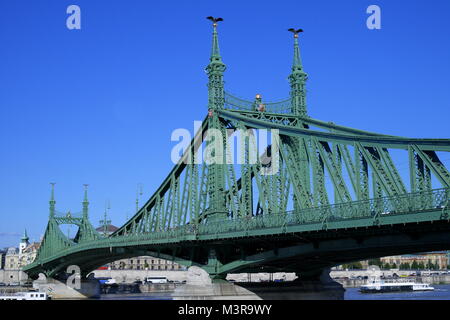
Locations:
288;29;308;117
49;182;56;218
204;17;227;222
286;29;312;212
76;184;100;243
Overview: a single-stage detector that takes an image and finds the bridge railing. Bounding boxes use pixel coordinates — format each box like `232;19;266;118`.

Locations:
107;189;448;243
54;210;83;219
196;188;449;236
112;189;448;240
26;189;449;270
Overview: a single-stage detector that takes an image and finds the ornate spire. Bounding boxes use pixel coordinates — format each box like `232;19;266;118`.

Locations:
49;182;56;218
82;184;89;219
99;200;111;236
288;28;304;71
211;23;221;59
205;16;226;114
21;229;29;243
293;36;302;70
205;16;226;85
287;28;308;116
204;16;227;219
207;16;224;63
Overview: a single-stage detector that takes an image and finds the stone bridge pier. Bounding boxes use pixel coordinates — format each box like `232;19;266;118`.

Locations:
173;267;345;300
32;273;101;299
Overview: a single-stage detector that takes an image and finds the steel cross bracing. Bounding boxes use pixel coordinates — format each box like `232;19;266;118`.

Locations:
23;21;450;279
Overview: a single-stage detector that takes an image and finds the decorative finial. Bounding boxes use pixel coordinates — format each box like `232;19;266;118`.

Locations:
21;229;29;242
83;184;89;200
206;16;223;27
206;16;224;62
205;15;226;112
288;28;303;38
288;27;308;116
288;28;305;70
50;182;55;200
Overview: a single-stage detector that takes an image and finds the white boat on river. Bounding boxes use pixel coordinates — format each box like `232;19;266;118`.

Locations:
0;291;48;300
360;266;434;293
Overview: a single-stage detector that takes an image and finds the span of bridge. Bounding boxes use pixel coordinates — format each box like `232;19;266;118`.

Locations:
23;19;450;283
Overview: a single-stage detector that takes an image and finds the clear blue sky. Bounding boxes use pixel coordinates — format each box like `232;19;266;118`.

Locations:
0;0;449;248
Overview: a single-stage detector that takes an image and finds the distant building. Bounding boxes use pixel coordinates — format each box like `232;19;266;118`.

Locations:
16;230;40;268
0;249;6;269
95;224;119;236
0;230;41;285
5;247;19;270
2;230;40;271
334;252;449;270
380;252;448;270
109;257;184;271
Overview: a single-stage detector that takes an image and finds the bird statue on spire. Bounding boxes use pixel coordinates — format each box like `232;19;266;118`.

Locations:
288;28;303;38
207;16;223;27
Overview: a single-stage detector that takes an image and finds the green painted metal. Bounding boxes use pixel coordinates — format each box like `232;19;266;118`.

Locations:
289;31;308;117
205;18;227;223
23;22;450;280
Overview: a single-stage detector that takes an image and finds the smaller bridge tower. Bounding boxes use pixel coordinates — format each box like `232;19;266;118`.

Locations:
288;28;308;117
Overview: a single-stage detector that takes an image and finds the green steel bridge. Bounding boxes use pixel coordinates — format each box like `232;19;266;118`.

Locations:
23;20;450;282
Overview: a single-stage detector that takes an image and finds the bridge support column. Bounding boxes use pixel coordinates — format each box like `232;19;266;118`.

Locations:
205;249;225;282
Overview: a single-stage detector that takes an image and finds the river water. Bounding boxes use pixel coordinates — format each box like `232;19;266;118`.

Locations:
97;284;450;300
99;293;172;300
